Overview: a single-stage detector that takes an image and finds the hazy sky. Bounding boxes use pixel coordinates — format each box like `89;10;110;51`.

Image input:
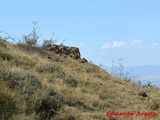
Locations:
1;0;160;67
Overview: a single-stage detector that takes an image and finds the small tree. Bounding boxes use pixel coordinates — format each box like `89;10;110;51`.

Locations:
111;58;140;84
42;33;57;47
22;21;39;47
111;58;128;79
117;58;125;79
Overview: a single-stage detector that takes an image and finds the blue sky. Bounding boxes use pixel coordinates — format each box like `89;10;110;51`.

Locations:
1;0;160;67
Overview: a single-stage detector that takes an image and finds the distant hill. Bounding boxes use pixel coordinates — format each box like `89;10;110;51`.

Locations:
125;65;160;75
0;38;160;120
103;65;160;87
125;65;160;86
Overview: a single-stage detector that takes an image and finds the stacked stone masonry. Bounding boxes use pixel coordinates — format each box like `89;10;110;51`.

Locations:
44;44;83;60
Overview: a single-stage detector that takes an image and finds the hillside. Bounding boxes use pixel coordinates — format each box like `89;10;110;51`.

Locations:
0;38;160;120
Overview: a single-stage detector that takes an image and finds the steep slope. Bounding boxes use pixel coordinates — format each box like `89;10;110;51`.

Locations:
0;39;160;120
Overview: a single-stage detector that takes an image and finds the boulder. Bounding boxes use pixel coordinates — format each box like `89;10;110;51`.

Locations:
81;58;88;63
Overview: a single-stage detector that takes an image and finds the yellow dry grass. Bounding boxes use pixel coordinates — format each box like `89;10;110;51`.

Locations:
0;39;160;120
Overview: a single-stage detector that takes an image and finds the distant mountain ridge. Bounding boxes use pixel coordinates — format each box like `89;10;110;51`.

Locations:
125;65;160;75
125;65;160;87
103;65;160;87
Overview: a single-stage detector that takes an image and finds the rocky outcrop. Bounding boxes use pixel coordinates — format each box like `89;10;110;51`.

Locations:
44;44;83;60
80;58;88;63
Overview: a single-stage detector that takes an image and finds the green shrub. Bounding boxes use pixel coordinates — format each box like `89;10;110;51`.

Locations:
0;51;12;61
92;101;98;107
67;114;75;120
99;93;110;100
0;39;7;48
86;65;99;73
0;64;9;80
33;89;62;120
0;93;17;120
150;102;159;110
12;56;36;68
35;63;59;73
0;52;36;69
35;63;65;79
63;75;78;87
0;68;41;95
111;58;140;84
48;88;94;111
138;91;148;97
42;33;56;47
21;21;39;47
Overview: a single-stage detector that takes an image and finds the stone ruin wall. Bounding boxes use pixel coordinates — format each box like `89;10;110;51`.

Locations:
44;44;87;62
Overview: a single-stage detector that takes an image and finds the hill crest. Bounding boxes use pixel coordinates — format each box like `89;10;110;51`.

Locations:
0;39;160;120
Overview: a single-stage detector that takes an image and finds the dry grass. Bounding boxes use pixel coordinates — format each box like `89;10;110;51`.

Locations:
0;39;160;120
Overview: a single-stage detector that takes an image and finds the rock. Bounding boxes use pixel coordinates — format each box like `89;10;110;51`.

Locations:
151;103;159;110
44;44;81;60
138;91;148;97
81;58;88;63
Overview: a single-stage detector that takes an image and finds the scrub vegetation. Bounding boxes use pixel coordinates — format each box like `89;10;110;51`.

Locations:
0;24;160;120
